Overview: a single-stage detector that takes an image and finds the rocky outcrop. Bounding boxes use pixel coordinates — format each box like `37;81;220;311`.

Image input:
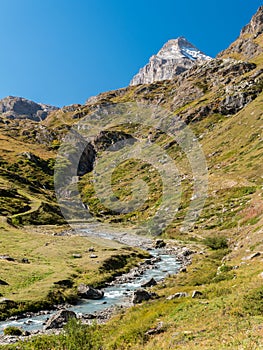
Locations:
0;96;58;121
130;37;211;85
44;309;76;329
218;6;263;60
241;6;263;37
154;239;166;248
93;130;136;152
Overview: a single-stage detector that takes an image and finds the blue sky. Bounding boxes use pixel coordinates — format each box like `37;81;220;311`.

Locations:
0;0;262;107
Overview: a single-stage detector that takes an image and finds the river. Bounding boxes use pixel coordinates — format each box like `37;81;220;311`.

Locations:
0;227;182;335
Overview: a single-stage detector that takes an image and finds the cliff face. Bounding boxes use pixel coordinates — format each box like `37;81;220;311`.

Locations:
130;37;211;86
0;96;58;121
218;6;263;60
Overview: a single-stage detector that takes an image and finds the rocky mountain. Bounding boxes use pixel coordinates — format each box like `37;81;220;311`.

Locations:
130;37;211;85
0;96;58;121
0;6;263;349
218;6;263;60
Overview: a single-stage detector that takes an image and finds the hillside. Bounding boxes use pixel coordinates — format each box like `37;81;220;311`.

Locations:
0;5;262;350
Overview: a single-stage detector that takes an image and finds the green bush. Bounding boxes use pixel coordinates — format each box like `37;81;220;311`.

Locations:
203;236;228;250
243;286;263;315
4;326;22;336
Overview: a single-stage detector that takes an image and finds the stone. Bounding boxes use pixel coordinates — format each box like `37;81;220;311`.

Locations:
192;290;203;298
90;254;98;258
166;292;188;300
154;239;166;248
0;279;8;286
77;284;104;300
145;322;165;336
54;279;73;288
181;248;194;257
141;278;157;288
242;252;261;261
0;255;15;262
44;309;77;330
0;299;17;308
72;254;82;259
132;289;153;304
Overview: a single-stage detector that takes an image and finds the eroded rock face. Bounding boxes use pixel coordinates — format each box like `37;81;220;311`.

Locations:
0;96;58;121
218;6;263;60
241;6;263;37
130;37;211;85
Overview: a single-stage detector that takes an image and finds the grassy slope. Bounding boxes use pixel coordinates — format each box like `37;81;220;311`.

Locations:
0;31;262;350
18;92;261;350
0;221;147;320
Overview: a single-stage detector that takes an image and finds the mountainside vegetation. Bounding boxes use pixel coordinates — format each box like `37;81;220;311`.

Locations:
0;6;262;350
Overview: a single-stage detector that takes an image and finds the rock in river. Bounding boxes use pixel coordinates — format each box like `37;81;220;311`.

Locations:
77;284;104;300
44;309;77;329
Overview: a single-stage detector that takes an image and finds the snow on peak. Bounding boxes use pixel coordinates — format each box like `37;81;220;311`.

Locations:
157;37;211;61
130;37;211;86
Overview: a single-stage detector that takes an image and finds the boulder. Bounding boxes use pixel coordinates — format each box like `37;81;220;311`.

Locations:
0;298;17;308
132;289;153;304
72;254;82;259
242;252;261;261
54;279;73;288
141;278;157;288
166;292;188;300
145;322;165;336
192;290;203;298
44;309;77;330
0;255;15;262
21;258;30;264
154;239;166;248
0;279;8;286
77;284;104;299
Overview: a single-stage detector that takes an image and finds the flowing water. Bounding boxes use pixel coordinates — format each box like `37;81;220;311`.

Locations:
0;228;181;334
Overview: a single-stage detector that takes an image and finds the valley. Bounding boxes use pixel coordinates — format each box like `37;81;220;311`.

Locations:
0;5;262;349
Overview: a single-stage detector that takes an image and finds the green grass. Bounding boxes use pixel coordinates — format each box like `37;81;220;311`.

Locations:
0;224;147;320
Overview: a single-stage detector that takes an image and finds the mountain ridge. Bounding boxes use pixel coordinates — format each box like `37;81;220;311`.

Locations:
0;95;58;122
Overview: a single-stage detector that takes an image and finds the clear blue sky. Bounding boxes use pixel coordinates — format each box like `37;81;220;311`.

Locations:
0;0;262;107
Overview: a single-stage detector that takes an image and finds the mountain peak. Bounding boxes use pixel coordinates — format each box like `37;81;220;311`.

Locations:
130;37;211;86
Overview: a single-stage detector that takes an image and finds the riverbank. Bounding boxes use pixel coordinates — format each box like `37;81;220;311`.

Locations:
0;228;194;346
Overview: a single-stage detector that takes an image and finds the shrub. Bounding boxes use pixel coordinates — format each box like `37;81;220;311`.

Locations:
203;236;228;250
4;326;23;336
243;286;263;315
